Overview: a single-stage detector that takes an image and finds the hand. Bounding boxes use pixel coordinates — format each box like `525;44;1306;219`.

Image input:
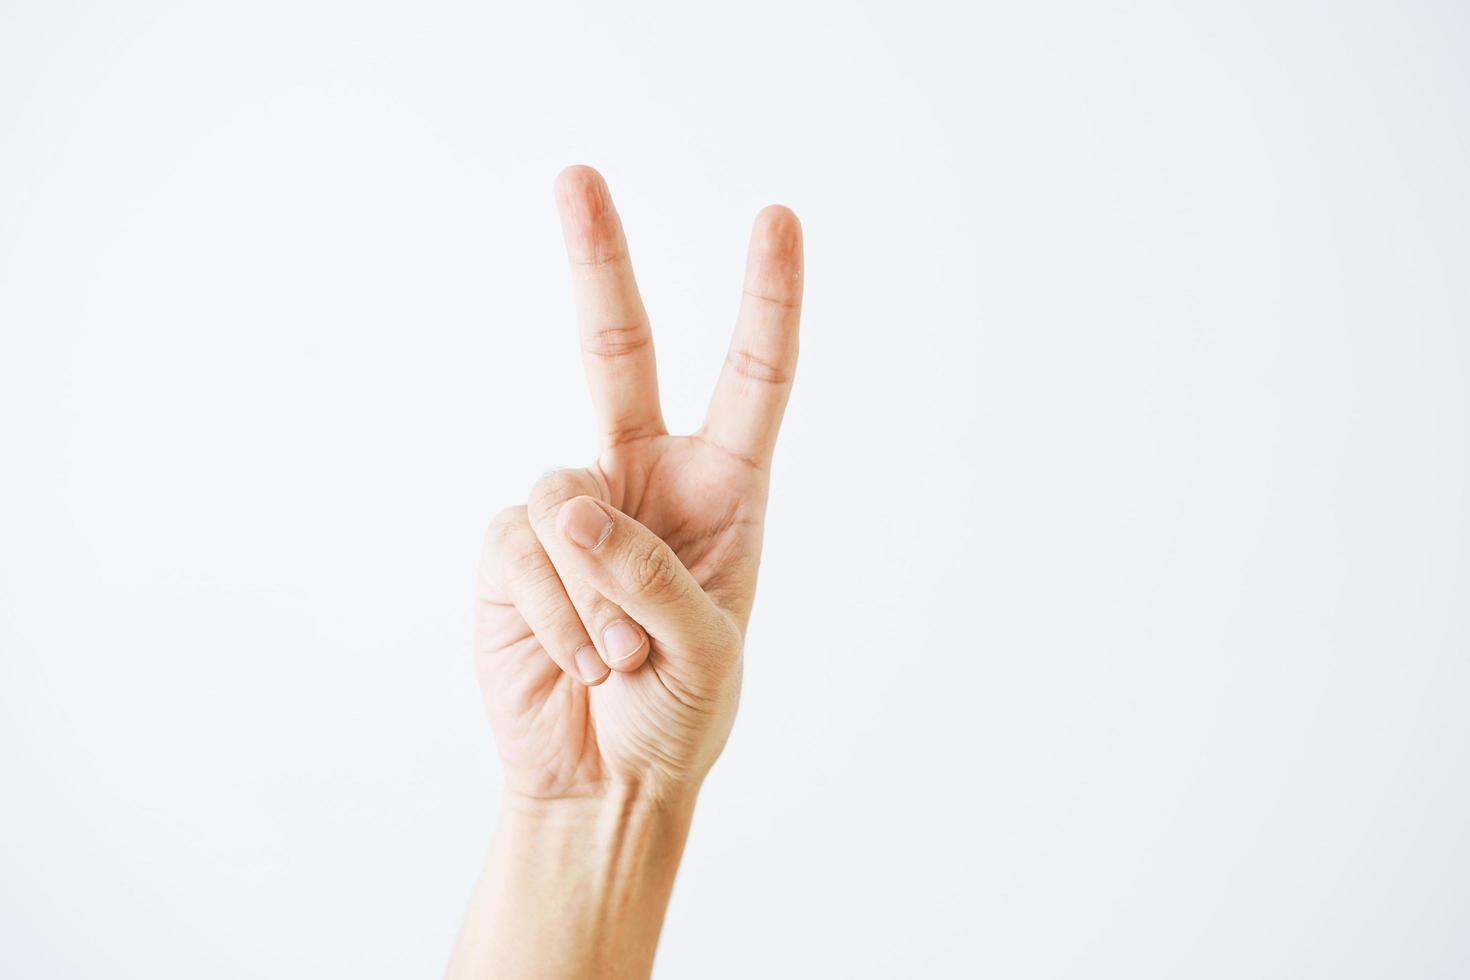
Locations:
449;167;802;979
476;166;804;805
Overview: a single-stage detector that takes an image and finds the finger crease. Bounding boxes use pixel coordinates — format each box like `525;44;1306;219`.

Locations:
726;348;791;385
742;286;801;311
569;247;629;268
583;325;652;359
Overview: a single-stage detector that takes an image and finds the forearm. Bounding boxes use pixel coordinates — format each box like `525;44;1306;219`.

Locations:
446;787;697;980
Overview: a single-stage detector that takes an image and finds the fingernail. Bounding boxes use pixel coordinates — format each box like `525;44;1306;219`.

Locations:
563;497;613;550
574;645;607;684
603;620;646;664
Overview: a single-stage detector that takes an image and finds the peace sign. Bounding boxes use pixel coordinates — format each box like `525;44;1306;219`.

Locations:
475;165;803;803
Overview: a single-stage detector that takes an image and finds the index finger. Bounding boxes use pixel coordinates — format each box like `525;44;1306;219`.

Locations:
554;165;665;449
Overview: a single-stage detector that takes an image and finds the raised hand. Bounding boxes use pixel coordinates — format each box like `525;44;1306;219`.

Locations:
475;166;804;805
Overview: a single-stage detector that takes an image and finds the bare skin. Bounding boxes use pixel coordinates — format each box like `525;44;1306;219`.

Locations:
447;166;803;979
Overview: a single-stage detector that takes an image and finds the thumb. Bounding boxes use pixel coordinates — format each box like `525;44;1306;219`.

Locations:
555;496;739;663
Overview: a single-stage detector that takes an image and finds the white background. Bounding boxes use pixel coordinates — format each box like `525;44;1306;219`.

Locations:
3;1;1468;977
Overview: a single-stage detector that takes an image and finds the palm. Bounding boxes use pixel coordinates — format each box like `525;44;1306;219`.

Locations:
605;436;768;605
476;167;801;801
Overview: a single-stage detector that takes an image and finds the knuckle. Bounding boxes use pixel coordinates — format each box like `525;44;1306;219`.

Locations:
482;507;548;584
484;506;528;556
582;322;652;360
503;541;548;582
568;242;628;269
480;506;531;594
742;285;802;312
528;469;587;519
726;347;791;386
628;542;681;599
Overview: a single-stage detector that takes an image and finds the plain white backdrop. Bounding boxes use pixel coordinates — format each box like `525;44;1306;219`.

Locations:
3;1;1468;976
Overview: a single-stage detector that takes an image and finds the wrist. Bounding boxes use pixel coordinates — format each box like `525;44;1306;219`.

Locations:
452;784;697;979
501;777;700;822
495;783;699;927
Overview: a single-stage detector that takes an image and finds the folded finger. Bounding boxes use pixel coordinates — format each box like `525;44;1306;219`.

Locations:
527;470;653;674
481;505;609;686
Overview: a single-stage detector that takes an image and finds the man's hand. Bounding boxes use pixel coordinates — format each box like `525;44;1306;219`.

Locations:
449;166;802;979
476;165;803;804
